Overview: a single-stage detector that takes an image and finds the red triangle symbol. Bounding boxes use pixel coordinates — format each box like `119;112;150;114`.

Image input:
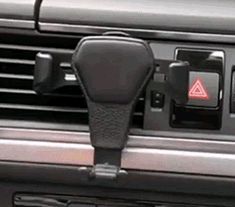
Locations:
188;79;209;100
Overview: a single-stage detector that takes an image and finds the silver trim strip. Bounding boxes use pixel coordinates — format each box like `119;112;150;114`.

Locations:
0;18;34;29
0;128;235;177
0;138;235;177
39;22;235;43
122;148;235;176
2;127;235;153
0;139;93;166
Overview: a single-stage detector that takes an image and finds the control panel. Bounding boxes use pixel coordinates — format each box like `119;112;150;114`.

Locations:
172;49;223;130
143;41;235;138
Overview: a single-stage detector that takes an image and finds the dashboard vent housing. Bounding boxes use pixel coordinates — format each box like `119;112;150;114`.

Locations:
0;40;144;131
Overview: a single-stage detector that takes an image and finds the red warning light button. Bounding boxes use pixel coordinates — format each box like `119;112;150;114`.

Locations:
187;72;219;108
188;79;209;100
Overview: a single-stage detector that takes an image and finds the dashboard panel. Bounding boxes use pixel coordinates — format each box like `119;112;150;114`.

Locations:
0;0;235;206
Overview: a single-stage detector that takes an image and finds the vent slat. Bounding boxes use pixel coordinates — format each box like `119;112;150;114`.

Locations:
0;73;33;80
0;88;35;94
0;58;35;65
0;103;88;113
0;88;85;99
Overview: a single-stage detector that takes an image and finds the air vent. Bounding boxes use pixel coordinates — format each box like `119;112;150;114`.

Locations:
0;40;144;131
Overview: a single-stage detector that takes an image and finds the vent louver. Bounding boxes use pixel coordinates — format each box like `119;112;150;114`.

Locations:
0;41;144;131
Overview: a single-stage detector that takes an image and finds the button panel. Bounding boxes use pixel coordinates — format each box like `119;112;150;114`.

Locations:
144;44;225;133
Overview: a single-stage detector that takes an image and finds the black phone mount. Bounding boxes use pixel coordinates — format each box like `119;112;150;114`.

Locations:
33;33;190;180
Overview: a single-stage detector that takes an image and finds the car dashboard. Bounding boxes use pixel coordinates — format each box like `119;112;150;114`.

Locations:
0;0;235;206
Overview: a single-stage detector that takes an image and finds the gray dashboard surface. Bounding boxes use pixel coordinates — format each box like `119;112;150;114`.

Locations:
0;0;35;29
0;0;35;20
39;0;235;34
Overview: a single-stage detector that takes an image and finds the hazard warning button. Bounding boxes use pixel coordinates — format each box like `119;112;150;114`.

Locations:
187;71;220;108
189;79;209;100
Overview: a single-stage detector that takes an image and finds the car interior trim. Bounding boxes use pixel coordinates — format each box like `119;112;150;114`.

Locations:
0;127;235;177
39;22;235;44
0;18;34;29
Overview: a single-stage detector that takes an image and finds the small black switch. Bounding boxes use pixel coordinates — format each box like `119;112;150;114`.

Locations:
187;71;220;108
151;91;164;108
